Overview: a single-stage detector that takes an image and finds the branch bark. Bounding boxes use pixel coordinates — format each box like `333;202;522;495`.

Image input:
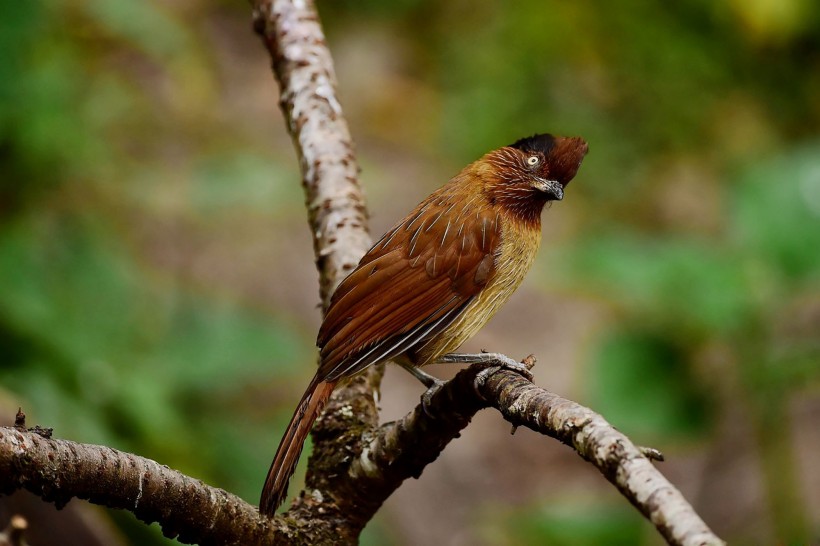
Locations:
0;1;726;545
0;425;285;545
0;356;723;545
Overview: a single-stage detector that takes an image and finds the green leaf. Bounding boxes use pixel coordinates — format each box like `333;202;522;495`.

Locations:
589;330;711;439
559;233;753;336
485;500;646;546
731;142;820;281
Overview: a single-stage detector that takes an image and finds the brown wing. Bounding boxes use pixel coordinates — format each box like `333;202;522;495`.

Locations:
317;184;499;381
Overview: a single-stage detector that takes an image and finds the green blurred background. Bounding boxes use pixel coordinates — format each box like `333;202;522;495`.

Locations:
1;0;819;544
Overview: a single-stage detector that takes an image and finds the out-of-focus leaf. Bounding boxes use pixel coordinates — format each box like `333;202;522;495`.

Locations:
0;0;42;108
85;0;188;59
191;152;301;214
484;500;646;546
731;142;820;281
589;330;712;439
559;233;753;336
0;211;311;460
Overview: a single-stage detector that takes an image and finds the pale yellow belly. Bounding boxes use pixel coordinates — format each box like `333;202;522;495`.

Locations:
414;217;541;365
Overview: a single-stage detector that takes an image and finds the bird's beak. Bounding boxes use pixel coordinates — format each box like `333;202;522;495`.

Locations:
533;178;564;201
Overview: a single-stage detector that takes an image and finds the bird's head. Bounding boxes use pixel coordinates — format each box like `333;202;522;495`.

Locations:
479;133;588;222
508;134;588;201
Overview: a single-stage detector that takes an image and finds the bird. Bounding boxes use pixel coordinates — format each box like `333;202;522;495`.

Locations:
260;133;588;516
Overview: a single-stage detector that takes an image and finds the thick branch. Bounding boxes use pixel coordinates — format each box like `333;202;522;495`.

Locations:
482;374;719;546
0;427;285;545
251;0;370;303
0;353;724;546
341;356;724;546
250;0;383;541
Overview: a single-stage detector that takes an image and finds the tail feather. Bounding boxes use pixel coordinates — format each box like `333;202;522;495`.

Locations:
259;377;337;516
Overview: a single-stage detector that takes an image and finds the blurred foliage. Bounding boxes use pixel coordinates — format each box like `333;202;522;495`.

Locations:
588;330;712;438
0;0;312;543
559;142;820;431
480;500;648;546
1;0;819;544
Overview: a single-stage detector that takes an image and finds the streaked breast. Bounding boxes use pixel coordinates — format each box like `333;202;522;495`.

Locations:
414;214;541;365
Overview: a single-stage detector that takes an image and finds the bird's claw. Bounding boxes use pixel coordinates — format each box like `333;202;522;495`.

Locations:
437;352;534;385
475;354;533;385
420;379;446;418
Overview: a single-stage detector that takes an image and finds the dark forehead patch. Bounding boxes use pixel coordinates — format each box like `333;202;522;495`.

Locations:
509;134;556;156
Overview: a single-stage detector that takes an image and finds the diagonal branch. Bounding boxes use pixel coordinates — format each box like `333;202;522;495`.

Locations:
249;1;384;535
335;355;724;546
251;0;370;305
482;372;718;546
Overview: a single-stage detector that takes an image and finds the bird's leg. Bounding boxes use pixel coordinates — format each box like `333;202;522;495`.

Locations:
436;352;534;383
399;362;444;389
399;362;445;418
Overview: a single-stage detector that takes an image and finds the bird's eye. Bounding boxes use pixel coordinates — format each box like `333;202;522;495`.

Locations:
527;156;540;166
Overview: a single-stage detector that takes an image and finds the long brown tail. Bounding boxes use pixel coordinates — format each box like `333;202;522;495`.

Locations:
259;376;336;516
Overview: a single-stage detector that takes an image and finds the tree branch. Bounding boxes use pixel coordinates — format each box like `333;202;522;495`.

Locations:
249;2;384;539
0;426;285;545
251;0;371;304
1;355;724;546
335;355;723;546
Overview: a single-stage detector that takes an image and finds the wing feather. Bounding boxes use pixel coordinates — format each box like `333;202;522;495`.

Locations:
324;296;470;381
317;183;500;380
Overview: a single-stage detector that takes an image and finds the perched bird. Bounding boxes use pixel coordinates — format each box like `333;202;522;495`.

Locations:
260;133;588;515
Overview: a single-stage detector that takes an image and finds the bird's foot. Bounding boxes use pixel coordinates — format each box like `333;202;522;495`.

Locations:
420;378;446;419
439;352;534;384
399;362;443;389
399;362;447;418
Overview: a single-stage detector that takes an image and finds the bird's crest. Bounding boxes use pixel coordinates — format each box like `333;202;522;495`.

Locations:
509;134;556;156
